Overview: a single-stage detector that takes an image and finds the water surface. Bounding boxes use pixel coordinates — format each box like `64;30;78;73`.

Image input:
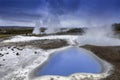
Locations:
37;47;102;76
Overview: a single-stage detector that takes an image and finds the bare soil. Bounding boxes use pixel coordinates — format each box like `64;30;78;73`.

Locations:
81;45;120;80
0;39;68;50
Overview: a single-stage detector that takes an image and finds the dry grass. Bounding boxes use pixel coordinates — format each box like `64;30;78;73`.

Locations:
0;34;14;38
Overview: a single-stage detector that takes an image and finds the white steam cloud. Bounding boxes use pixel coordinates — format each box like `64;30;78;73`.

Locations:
78;26;120;46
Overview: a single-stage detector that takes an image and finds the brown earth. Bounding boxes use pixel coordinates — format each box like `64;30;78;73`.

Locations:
81;45;120;80
0;39;68;50
26;39;68;49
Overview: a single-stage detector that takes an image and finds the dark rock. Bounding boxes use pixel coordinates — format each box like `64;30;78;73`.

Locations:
50;78;54;80
11;48;14;51
3;59;5;61
0;53;4;57
17;48;23;51
34;51;37;54
0;49;3;51
8;46;11;49
16;53;20;56
6;53;9;54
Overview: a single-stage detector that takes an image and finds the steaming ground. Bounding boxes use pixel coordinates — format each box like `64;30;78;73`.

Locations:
78;27;120;46
0;28;120;80
3;34;120;46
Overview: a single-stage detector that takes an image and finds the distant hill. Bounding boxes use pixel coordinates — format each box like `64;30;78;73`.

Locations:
112;23;120;31
0;26;34;34
0;26;85;35
0;26;34;29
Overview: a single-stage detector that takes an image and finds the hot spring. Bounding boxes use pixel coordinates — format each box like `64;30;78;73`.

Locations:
36;47;102;76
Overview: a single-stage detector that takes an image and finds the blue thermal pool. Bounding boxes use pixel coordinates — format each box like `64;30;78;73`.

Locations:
37;47;102;76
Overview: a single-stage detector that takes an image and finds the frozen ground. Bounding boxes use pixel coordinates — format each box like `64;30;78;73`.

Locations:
0;35;119;80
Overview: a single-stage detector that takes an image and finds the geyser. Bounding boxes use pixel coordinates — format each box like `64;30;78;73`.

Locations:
32;20;44;35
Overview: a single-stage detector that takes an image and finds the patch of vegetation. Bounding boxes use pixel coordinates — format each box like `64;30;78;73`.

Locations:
66;28;84;33
0;26;33;35
0;26;34;39
55;28;84;35
0;34;13;38
40;27;47;34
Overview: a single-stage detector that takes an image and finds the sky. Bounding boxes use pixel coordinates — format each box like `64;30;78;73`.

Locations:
0;0;120;27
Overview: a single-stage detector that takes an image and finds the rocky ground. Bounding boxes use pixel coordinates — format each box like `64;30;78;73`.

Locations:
0;36;120;80
81;45;120;80
0;39;68;50
0;38;69;80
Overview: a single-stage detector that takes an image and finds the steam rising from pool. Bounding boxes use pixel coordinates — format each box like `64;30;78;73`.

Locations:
78;26;120;46
3;3;119;45
32;18;120;46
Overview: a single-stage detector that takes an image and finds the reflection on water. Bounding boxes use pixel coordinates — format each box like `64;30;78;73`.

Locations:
37;47;102;76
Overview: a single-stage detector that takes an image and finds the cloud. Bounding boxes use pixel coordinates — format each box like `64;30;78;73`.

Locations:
0;19;35;26
0;0;120;27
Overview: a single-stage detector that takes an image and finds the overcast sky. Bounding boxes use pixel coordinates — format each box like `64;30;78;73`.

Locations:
0;0;120;27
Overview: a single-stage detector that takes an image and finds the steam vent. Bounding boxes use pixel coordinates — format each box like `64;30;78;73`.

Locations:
0;0;120;80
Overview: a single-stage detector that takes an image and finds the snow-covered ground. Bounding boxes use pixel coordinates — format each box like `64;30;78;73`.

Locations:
0;35;119;80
